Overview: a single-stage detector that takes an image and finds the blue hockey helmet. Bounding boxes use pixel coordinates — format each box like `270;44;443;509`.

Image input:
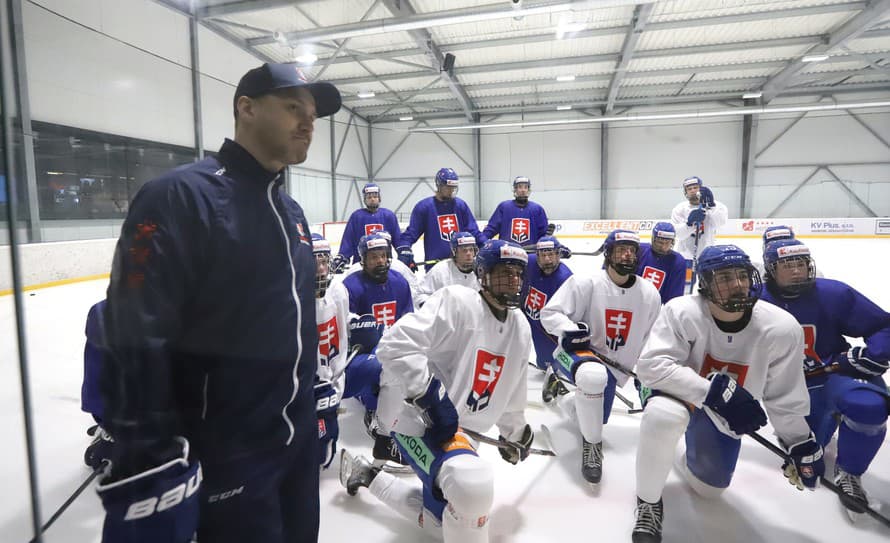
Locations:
475;239;528;309
763;239;815;297
761;225;795;246
682;176;702;195
593;229;640;276
512;175;531;203
651;222;676;253
535;235;567;274
450;231;478;272
312;233;332;297
358;233;391;282
696;244;762;312
450;231;477;253
435;167;459;187
512;176;531;189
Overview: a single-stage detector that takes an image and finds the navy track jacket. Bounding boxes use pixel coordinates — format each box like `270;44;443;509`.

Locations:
102;139;318;464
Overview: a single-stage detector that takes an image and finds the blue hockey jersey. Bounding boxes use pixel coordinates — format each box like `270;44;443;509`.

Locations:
337;207;402;263
399;196;485;270
636;242;687;304
522;254;573;368
760;278;890;382
343;269;415;328
483;200;549;246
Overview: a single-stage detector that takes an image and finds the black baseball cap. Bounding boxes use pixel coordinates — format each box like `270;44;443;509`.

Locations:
234;63;342;118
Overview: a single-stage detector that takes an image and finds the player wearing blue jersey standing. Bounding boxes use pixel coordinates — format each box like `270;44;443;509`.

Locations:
332;182;402;272
397;168;485;272
760;239;890;522
483;176;549;248
521;236;574;402
636;222;686;304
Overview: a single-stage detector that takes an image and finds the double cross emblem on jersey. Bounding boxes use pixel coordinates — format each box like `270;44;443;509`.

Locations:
523;287;547;320
372;301;398;327
700;354;749;385
364;223;384;236
317;316;340;367
466;349;506;413
641;266;666;290
437;214;459;242
604;309;634;351
510;218;530;244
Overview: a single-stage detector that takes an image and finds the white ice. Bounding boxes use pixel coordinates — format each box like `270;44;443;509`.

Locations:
1;236;889;542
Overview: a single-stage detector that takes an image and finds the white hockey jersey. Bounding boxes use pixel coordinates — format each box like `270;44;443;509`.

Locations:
376;285;532;441
540;270;661;386
670;200;728;260
315;281;351;393
416;259;478;306
637;294;811;443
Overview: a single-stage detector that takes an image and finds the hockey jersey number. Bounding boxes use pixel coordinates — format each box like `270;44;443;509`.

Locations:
510;218;530;244
699;353;749;386
641;266;666;290
364;223;384;236
523;287;547;320
437;214;459;241
317;316;340;367
372;301;398;327
604;309;634;351
466;349;505;413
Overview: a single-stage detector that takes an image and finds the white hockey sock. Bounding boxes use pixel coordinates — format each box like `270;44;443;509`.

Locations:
438;454;493;543
574;362;608;443
369;470;425;525
636;396;690;504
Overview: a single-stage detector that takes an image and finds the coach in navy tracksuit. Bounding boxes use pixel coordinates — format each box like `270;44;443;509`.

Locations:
100;64;341;543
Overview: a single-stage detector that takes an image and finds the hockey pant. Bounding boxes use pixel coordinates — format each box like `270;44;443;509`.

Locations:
807;373;889;476
382;430;492;543
343;353;383;411
198;422;320;543
82;300;107;423
552;359;617;444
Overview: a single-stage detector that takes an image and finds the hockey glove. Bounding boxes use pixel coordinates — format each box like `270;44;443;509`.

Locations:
331;254;349;274
349;314;385;354
396;246;417;273
85;424;114;471
546;223;556;236
686;207;706;227
702;373;767;436
836;346;888;378
409;376;459;445
498;424;534;465
699;186;716;209
97;437;201;543
558;246;572;259
781;433;824;491
315;380;340;469
552;323;602;377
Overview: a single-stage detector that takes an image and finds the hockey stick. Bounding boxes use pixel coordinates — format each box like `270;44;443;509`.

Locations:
747;432;890;529
29;461;108;542
461;428;557;457
687;203;704;295
804;362;841;379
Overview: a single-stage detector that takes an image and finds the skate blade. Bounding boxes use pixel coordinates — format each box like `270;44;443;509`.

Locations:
374;460;413;475
339;449;354;490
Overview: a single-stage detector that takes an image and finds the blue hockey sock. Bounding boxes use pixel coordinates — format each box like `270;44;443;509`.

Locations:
836;389;888;476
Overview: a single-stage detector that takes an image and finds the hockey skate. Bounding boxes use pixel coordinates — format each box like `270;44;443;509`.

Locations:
372;431;412;474
632;497;663;543
581;439;603;484
339;450;379;496
542;368;569;404
834;466;869;522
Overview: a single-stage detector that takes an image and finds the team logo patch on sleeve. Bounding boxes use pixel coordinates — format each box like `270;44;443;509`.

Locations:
641;266;666;290
317;316;340;367
604;309;634;351
523;287;547;320
364;223;384;236
372;301;398;327
700;354;749;386
466;349;505;413
510;218;530;244
437;214;459;241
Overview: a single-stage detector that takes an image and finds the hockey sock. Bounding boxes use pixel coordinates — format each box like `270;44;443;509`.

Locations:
574;362;608;443
636;396;689;504
836;389;888;476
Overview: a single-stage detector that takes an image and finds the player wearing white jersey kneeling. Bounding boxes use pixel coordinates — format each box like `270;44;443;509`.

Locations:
339;239;533;543
631;245;824;543
540;229;661;485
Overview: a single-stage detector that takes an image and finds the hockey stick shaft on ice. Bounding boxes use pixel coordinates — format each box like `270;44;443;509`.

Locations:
461;428;557;457
29;461;108;543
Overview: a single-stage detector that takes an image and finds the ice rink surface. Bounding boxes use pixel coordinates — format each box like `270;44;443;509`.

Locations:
1;236;888;542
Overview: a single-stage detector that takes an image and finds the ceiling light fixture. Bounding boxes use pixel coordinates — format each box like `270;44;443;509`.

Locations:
742;91;762;99
802;54;830;63
295;52;318;64
556;75;576;82
399;116;414;121
556;105;573;111
357;91;376;99
273;31;287;44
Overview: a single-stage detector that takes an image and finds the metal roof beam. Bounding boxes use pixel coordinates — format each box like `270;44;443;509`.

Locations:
606;4;654;112
198;0;314;19
761;0;890;102
381;0;474;121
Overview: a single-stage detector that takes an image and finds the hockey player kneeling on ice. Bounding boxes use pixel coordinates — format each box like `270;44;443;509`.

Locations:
631;245;823;543
760;239;889;522
340;239;533;543
416;231;479;306
636;222;686;304
340;230;422;306
540;229;661;485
